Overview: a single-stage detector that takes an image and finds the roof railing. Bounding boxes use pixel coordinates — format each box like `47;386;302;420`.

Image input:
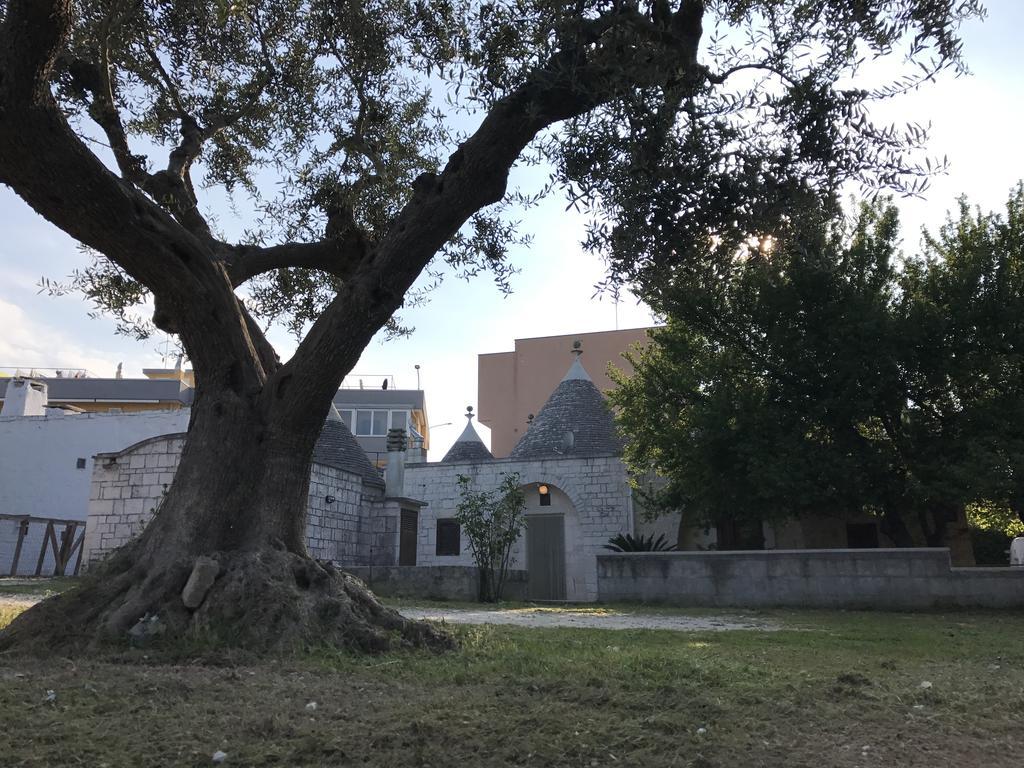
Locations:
339;374;397;390
0;367;93;379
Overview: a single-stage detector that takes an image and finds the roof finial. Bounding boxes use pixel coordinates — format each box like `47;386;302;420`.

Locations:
571;340;583;358
465;405;474;421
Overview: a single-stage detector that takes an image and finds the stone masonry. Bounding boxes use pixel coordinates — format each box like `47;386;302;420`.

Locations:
405;453;632;601
82;434;395;568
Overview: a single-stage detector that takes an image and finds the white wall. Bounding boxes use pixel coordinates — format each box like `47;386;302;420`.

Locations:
405;454;632;601
0;409;189;522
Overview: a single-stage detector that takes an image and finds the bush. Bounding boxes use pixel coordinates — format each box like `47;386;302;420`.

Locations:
971;527;1013;566
455;473;526;602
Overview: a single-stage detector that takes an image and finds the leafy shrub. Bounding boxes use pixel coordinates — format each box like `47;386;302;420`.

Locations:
455;473;526;602
971;527;1013;566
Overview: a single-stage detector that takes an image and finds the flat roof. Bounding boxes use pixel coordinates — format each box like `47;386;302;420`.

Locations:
332;389;425;410
0;377;423;412
480;326;659;355
0;377;193;404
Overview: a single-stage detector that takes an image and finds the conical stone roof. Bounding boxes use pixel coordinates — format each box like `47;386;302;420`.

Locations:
441;406;494;463
313;406;384;487
509;344;622;460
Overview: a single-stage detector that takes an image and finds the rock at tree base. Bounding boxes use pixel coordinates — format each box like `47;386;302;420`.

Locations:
182;556;221;609
127;613;165;646
0;548;454;655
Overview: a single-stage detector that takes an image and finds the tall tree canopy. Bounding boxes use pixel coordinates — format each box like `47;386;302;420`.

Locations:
0;0;983;652
611;185;1024;558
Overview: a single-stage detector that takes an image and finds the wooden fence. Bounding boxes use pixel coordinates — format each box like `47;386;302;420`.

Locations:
1;514;85;577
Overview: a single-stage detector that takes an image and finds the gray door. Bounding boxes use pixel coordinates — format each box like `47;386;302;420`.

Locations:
527;514;566;600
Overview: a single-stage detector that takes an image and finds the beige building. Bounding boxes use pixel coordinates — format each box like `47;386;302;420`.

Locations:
478;327;654;457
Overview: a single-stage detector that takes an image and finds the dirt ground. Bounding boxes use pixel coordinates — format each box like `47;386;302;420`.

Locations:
399;604;779;631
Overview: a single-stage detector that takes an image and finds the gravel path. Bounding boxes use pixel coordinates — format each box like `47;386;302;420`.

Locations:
400;606;778;632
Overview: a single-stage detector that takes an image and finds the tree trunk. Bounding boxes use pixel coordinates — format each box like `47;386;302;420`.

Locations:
879;506;915;548
0;384;452;655
478;568;495;603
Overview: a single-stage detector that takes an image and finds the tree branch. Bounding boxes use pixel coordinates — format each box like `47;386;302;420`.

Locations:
265;1;709;429
225;192;371;286
705;62;799;87
225;237;368;287
0;0;268;394
137;18;272;239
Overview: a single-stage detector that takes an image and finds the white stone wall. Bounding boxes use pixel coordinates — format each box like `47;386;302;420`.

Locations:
0;409;189;521
83;434;382;568
404;454;632;601
0;409;186;586
307;463;378;565
82;434;185;564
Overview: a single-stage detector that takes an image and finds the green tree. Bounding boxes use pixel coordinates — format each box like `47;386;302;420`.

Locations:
612;187;1024;557
613;201;914;544
455;473;526;602
0;0;981;652
901;185;1024;528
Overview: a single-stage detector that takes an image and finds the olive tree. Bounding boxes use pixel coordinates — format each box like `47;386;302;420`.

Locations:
0;0;981;652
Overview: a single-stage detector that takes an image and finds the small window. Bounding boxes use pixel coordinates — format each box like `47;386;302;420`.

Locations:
75;458;87;469
436;518;461;556
371;410;389;436
538;484;551;507
339;409;354;430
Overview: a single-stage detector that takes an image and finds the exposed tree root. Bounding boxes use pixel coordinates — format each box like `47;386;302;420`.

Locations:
0;548;454;656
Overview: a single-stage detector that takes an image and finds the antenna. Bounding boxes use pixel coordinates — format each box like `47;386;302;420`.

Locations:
158;335;173;366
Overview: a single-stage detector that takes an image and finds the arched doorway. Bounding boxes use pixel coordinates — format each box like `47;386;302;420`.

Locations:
523;482;571;601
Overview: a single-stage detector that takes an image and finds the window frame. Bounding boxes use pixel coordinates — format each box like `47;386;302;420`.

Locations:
348;408;395;436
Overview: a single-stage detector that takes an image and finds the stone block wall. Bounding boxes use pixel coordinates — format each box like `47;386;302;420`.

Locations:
597;549;1024;609
82;434;184;563
306;463;378;565
345;565;528;602
82;434;382;568
404;454;632;600
0;408;189;522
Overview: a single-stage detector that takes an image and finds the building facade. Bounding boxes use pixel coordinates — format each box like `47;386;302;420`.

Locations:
478;327;652;457
0;368;430;463
72;345;640;601
80;409;412;570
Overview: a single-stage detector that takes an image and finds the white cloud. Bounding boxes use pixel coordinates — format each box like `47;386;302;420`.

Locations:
0;298;131;377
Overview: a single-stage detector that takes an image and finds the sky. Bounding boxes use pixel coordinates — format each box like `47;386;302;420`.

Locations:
1;1;1022;460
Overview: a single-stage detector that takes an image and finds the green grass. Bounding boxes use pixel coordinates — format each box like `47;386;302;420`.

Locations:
0;576;79;599
2;601;1023;767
